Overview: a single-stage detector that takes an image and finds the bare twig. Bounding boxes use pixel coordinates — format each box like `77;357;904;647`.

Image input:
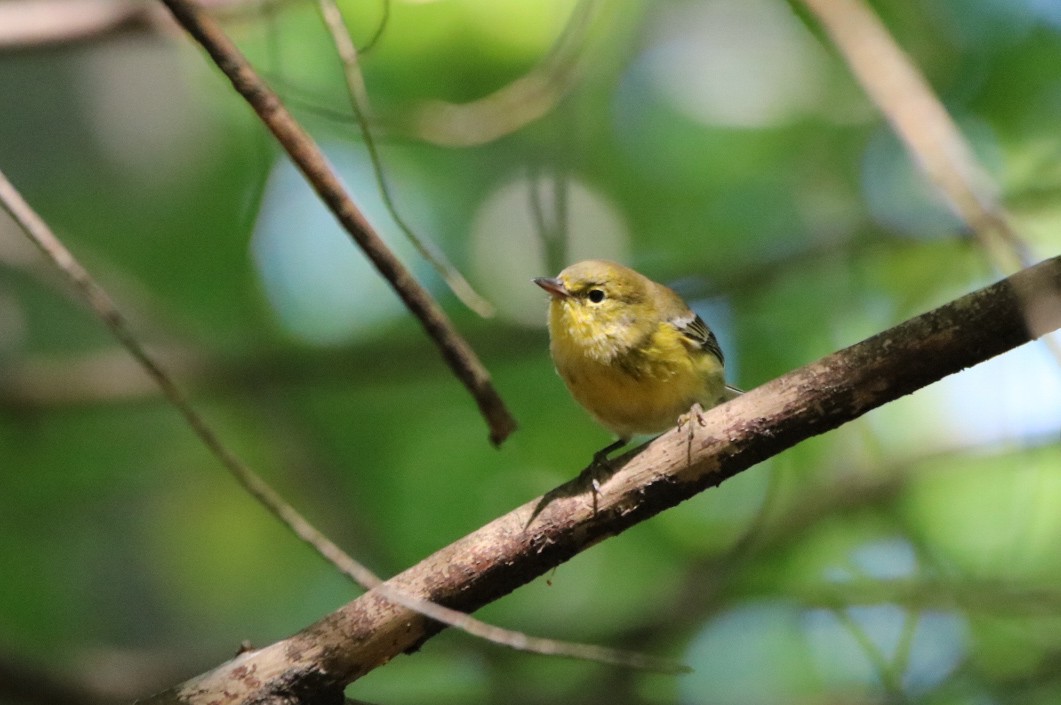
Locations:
829;607;907;697
159;0;516;445
357;0;389;55
144;256;1061;705
0;163;389;612
316;0;496;317
527;168;571;274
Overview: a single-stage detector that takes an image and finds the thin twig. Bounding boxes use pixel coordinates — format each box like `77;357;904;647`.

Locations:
892;609;920;689
0;169;683;674
832;558;913;698
0;168;478;673
527;166;570;274
316;0;496;317
357;0;389;54
0;165;383;608
315;0;371;113
830;607;910;699
159;0;516;445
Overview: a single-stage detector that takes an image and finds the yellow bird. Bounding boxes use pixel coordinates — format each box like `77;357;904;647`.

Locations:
534;259;740;463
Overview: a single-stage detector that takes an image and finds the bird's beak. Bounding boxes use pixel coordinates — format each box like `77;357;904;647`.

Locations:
533;276;571;299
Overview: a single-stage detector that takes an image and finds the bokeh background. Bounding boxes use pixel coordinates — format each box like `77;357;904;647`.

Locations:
2;0;1061;703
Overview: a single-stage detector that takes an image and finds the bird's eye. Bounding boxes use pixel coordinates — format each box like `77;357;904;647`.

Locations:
587;289;605;303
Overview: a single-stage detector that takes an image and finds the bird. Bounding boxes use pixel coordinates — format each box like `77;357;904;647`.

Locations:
534;259;740;467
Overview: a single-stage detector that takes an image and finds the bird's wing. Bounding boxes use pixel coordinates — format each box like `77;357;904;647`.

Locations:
670;311;725;364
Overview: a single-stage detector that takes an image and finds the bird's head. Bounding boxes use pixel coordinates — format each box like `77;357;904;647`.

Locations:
533;260;651;359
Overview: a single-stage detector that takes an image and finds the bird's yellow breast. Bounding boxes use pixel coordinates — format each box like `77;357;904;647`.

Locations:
548;300;725;438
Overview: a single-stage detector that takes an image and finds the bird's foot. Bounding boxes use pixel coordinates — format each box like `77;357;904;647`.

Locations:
576;438;628;504
677;403;707;465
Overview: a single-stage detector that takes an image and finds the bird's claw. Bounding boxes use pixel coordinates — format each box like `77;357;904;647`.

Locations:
677;402;707;435
677;402;707;464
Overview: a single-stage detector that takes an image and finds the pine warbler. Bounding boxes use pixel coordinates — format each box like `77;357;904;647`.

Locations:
534;260;740;462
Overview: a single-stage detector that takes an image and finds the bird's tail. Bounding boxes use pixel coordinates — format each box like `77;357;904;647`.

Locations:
723;384;743;401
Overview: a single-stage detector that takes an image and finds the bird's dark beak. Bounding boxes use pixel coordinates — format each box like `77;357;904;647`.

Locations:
533;276;571;299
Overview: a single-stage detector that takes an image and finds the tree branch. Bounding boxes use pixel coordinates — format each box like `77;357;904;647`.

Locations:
142;255;1061;704
158;0;516;446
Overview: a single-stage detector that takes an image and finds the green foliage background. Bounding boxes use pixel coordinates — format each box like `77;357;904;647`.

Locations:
1;0;1060;703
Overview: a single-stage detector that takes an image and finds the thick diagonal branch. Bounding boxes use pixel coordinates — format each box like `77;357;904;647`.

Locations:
144;256;1061;705
158;0;516;446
